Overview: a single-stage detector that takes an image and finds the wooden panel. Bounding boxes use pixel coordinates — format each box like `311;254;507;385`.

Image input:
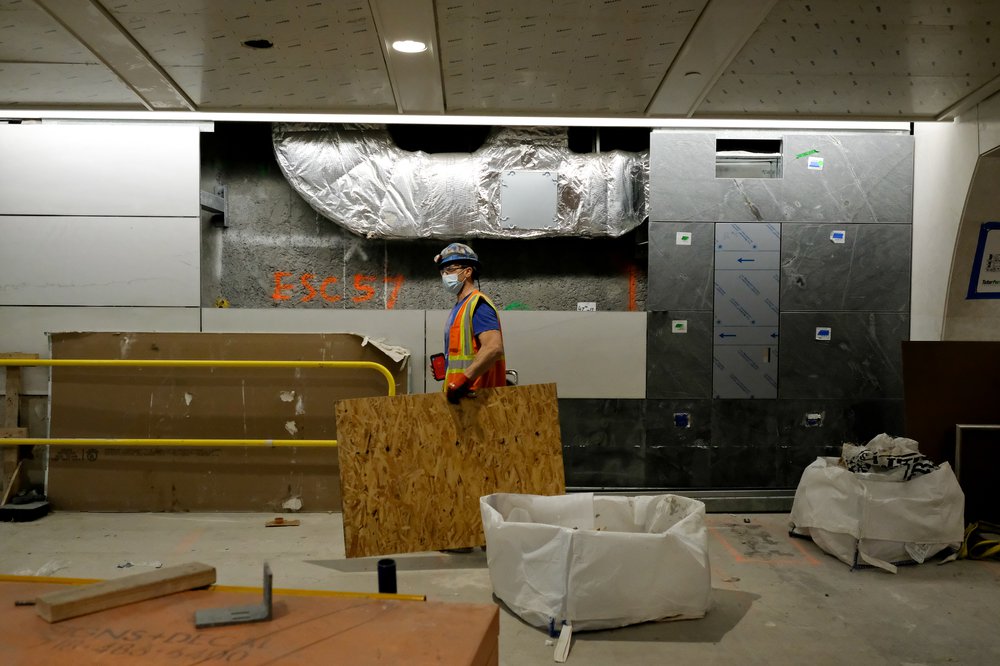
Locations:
902;341;1000;463
336;383;565;558
202;308;425;395
47;332;407;511
0;307;201;395
34;562;216;623
1;580;498;665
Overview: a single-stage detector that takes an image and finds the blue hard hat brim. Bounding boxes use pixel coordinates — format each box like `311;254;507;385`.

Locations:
438;254;480;267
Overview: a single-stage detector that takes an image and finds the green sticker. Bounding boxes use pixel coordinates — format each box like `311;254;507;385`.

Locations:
795;149;820;159
503;301;531;311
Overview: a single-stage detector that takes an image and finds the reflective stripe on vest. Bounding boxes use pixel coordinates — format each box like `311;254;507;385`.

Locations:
443;291;506;391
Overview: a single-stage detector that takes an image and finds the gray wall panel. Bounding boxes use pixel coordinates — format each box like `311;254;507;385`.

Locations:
560;399;645;488
647;221;715;311
650;131;913;224
781;223;912;312
778;312;909;399
0;123;199;217
426;310;647;399
0;217;200;307
781;134;913;224
647;311;714;399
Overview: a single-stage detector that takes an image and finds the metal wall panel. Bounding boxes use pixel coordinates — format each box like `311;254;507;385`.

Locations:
647;221;715;311
425;310;646;399
778;312;909;399
646;311;713;399
650;131;913;224
713;223;780;398
0;306;200;395
201;308;425;394
0;216;199;307
0;123;199;217
781;223;912;312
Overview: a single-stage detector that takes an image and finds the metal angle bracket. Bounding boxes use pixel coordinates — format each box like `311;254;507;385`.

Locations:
200;185;229;228
194;562;272;629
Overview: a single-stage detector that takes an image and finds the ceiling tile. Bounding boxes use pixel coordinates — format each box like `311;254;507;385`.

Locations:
438;0;707;114
699;0;1000;117
102;0;396;110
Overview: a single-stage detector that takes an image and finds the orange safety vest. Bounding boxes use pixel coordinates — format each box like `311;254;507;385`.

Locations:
444;291;506;391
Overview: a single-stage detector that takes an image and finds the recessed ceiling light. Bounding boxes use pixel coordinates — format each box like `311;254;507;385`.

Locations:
392;40;427;54
242;39;274;49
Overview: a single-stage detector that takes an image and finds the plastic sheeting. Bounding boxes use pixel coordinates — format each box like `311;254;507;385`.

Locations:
790;455;965;573
272;124;647;239
480;492;710;632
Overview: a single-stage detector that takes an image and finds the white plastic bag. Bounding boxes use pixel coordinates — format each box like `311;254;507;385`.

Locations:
790;457;965;572
479;493;711;631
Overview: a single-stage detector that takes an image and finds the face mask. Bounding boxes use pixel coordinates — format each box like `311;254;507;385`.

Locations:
442;272;464;295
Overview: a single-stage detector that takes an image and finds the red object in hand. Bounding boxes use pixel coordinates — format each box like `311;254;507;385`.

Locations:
446;373;472;404
430;353;446;381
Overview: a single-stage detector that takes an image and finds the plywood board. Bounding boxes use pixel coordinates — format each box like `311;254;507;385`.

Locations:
47;332;407;511
336;383;565;557
1;580;498;666
424;311;647;398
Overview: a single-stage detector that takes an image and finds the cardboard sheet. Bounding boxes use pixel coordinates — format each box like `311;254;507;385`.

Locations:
47;332;408;511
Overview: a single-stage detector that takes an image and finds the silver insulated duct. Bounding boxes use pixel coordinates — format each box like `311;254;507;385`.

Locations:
272;124;647;239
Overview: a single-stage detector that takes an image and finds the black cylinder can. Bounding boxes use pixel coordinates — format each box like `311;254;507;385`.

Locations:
377;558;397;594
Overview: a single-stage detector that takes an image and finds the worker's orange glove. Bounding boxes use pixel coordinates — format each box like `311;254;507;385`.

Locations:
446;374;472;404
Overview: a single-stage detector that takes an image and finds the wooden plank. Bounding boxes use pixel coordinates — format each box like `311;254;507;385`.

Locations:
336;383;565;558
34;562;216;623
3;365;20;428
2;363;25;500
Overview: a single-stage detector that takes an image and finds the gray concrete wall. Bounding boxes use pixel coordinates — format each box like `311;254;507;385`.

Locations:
201;123;914;491
200;123;647;313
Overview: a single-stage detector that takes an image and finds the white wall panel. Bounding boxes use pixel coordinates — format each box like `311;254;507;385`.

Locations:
201;308;425;394
425;310;646;399
0;123;199;217
0;216;199;306
912;119;980;340
0;306;200;395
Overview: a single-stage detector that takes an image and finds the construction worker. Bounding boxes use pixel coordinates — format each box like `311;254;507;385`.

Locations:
433;243;506;404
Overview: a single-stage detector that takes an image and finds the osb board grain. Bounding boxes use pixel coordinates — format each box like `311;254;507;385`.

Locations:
336;383;565;558
47;332;407;511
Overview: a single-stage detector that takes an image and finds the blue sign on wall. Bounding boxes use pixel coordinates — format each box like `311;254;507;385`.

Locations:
967;221;1000;299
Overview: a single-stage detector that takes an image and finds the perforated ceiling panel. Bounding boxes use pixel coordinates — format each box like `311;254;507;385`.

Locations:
437;0;708;114
0;0;141;106
103;0;396;110
700;0;1000;117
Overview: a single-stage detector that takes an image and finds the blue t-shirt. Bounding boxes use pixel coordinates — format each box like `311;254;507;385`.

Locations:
444;294;501;358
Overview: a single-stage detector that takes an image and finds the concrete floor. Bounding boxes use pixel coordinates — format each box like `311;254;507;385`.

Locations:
2;511;999;665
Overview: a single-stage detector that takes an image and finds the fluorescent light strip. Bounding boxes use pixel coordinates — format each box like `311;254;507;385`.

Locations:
0;108;910;131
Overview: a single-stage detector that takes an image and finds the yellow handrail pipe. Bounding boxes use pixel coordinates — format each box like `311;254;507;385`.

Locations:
0;357;397;448
0;358;395;397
